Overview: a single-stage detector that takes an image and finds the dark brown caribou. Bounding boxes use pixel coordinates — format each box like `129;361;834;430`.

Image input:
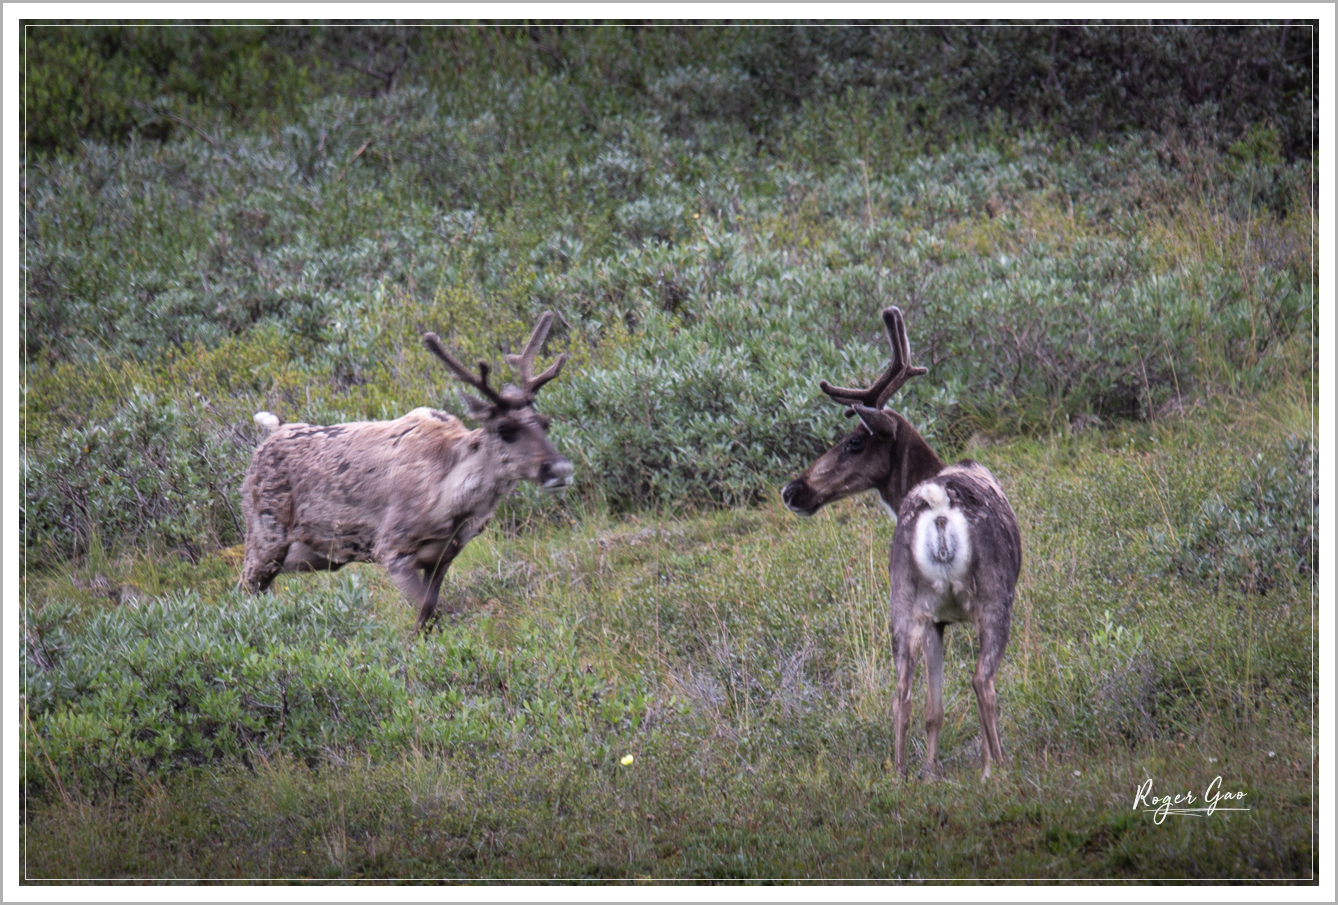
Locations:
782;307;1022;779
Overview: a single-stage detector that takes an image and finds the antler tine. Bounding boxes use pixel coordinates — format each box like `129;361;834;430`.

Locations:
423;332;506;407
505;311;553;380
872;306;928;409
504;310;568;395
817;379;873;408
817;306;927;412
525;350;569;394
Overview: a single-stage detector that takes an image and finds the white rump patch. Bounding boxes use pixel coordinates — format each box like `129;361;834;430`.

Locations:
253;411;281;433
912;481;972;597
918;482;947;509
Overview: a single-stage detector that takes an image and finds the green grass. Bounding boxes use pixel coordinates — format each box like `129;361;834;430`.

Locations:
21;395;1315;881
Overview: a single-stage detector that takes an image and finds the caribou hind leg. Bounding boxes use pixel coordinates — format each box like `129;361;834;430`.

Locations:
922;622;947;779
971;618;1010;777
241;511;290;593
892;626;919;779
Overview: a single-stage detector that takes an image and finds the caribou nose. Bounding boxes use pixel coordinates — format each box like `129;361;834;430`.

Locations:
539;457;573;489
781;480;809;514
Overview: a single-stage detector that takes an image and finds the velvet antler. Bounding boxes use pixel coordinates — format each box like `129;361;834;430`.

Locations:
424;311;569;411
819;306;928;414
505;311;569;400
423;332;508;410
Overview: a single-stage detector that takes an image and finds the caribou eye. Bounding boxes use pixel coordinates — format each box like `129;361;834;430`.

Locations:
845;434;866;453
497;422;520;443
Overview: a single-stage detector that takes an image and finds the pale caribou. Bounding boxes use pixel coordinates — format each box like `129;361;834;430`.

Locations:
240;313;572;630
781;307;1022;778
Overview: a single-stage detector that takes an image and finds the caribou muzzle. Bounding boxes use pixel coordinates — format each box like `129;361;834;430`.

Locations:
781;478;821;516
539;457;574;490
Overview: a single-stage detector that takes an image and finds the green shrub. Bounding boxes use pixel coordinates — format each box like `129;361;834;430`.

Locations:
732;25;1315;160
22;574;649;801
25;24;1315;164
1163;435;1316;593
21;25;422;157
22;27;1313;560
23;387;251;562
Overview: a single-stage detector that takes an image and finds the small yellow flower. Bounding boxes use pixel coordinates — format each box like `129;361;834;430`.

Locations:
621;754;634;766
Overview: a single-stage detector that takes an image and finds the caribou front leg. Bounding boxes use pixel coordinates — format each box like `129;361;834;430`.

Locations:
416;559;451;632
382;554;441;632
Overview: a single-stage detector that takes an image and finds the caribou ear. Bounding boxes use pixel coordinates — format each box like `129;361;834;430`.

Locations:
852;404;898;439
460;391;494;422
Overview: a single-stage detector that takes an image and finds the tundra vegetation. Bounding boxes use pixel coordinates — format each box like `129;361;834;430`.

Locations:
21;25;1316;880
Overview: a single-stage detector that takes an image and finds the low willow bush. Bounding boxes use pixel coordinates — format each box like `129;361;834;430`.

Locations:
22;573;650;802
541;308;943;512
28;26;1314;162
1161;435;1317;594
24;388;252;559
23;42;1312;562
